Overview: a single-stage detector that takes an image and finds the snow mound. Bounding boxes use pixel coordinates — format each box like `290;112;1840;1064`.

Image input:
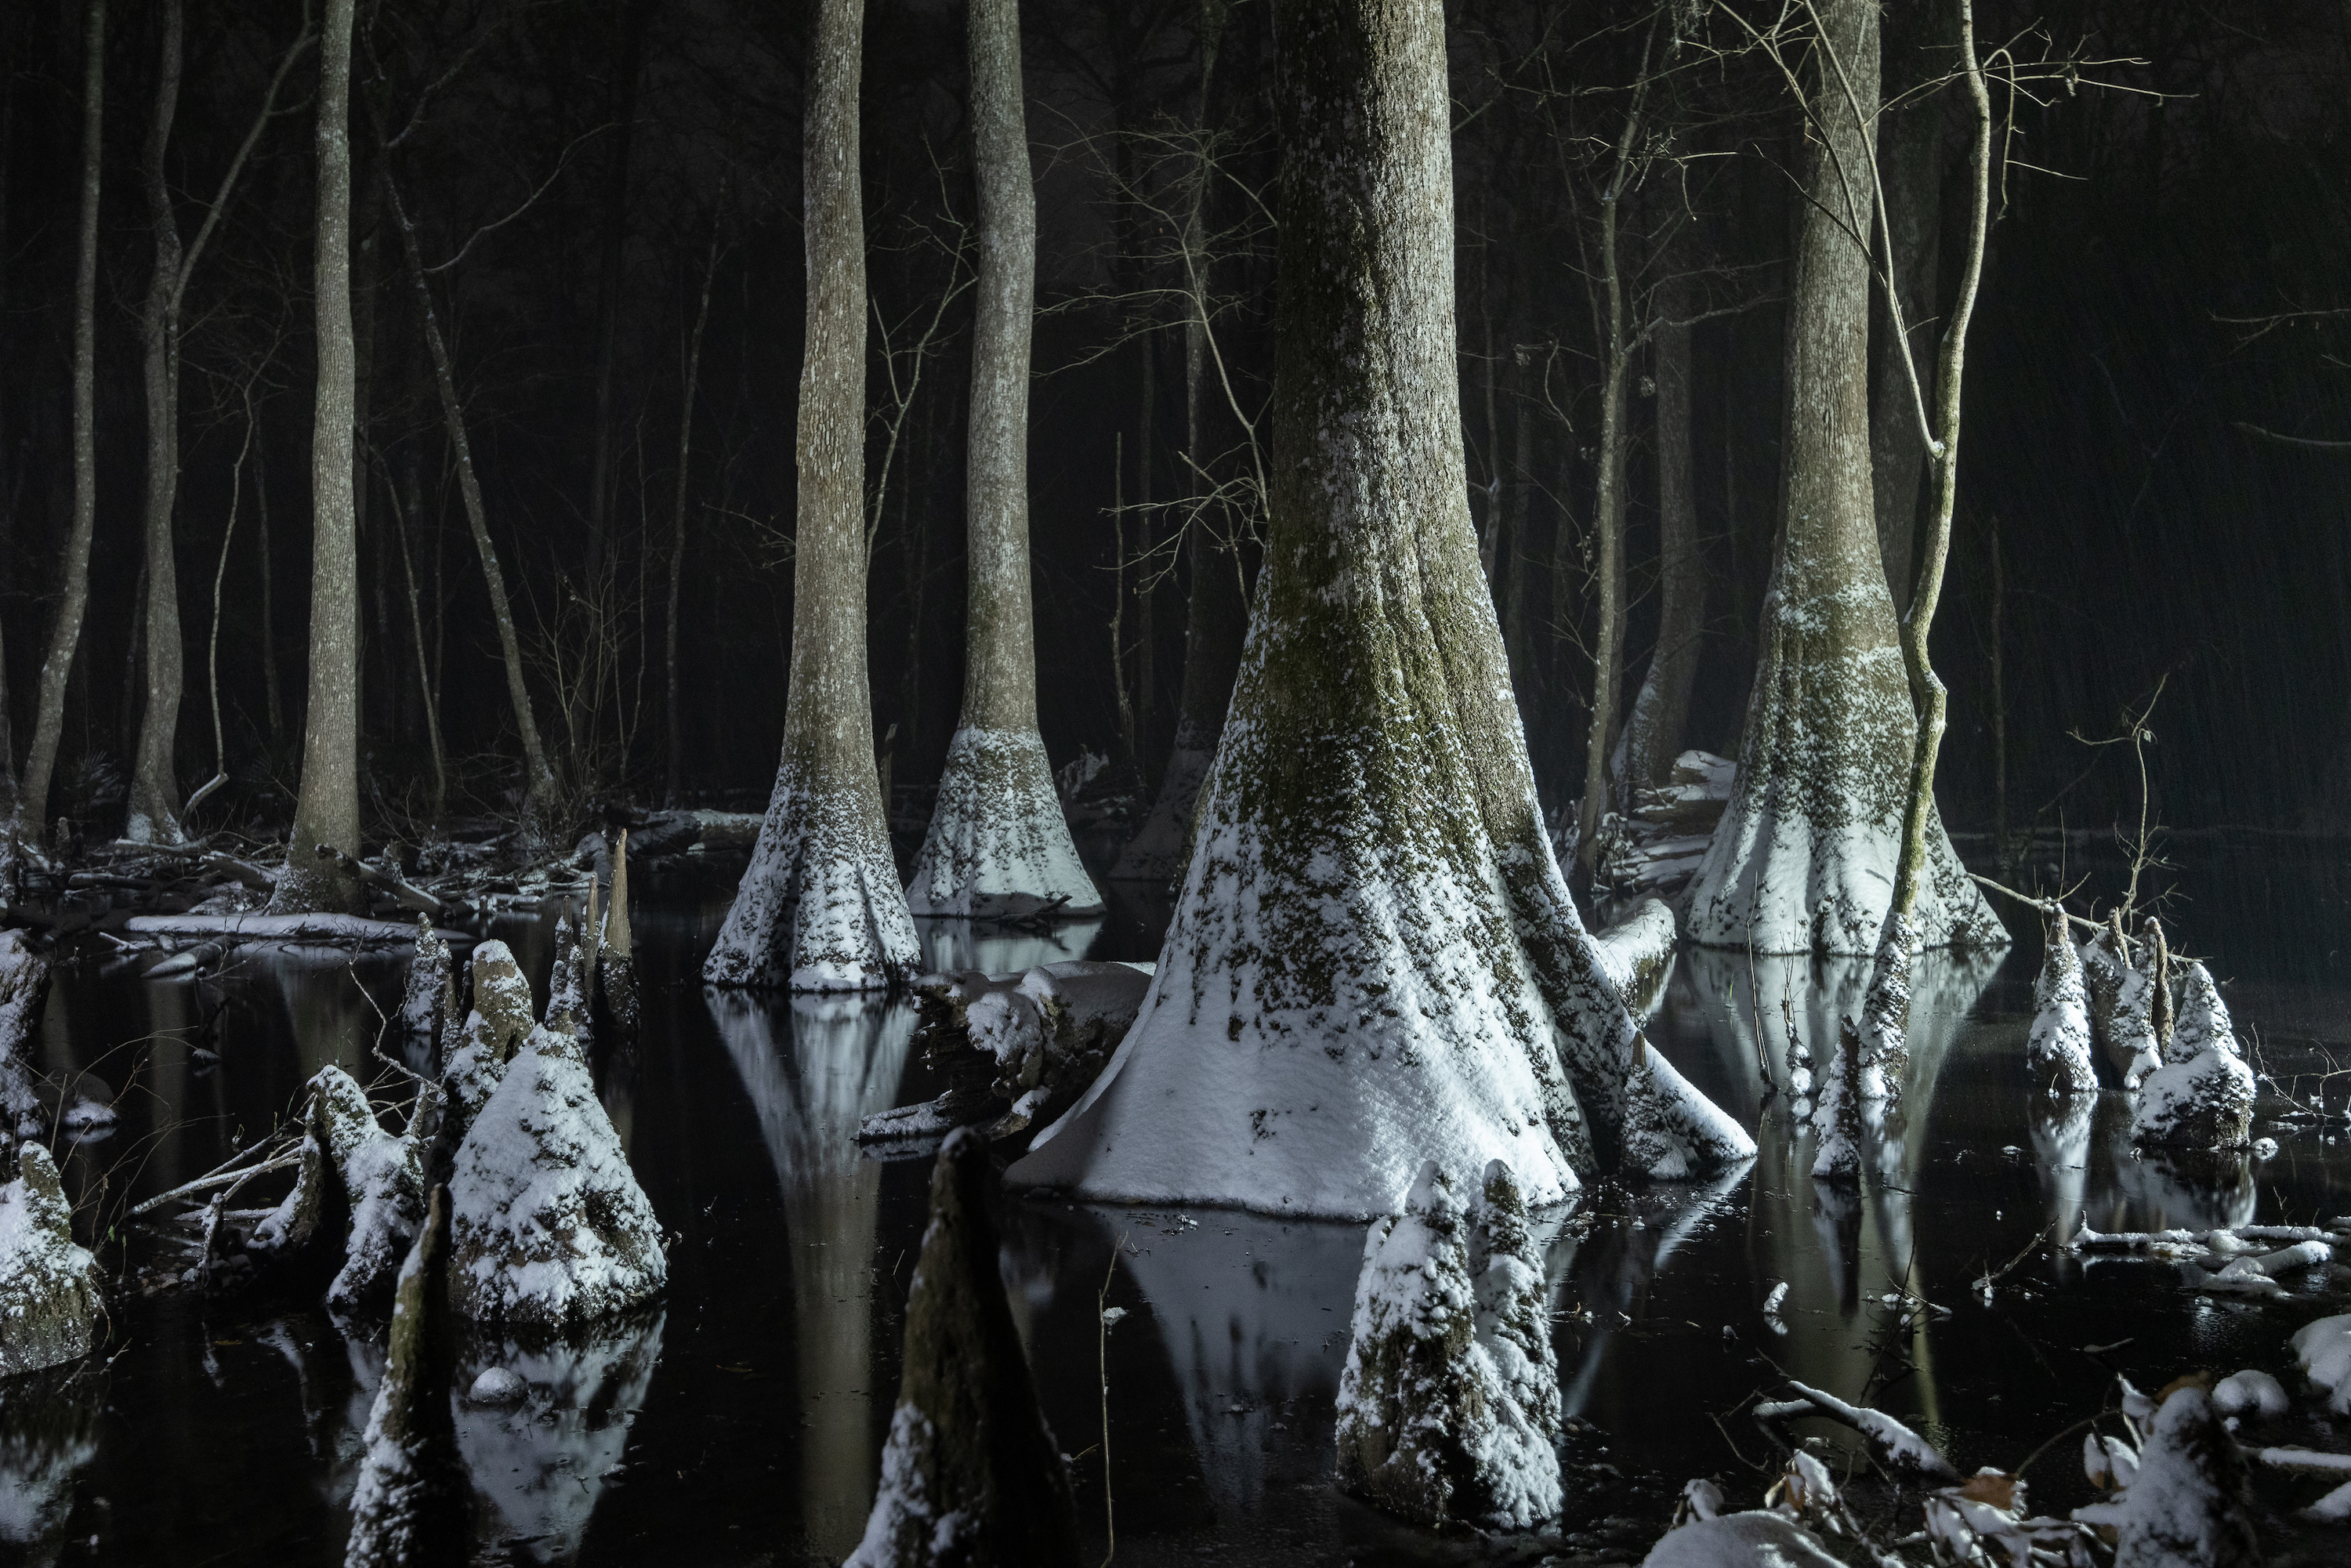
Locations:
440;941;534;1134
2072;1386;2258;1568
1641;1510;1842;1566
905;726;1105;919
446;1026;665;1327
345;1190;466;1568
846;1130;1081;1566
2292;1314;2351;1414
1333;1161;1563;1529
0;1143;103;1376
2212;1369;2288;1421
2027;906;2096;1096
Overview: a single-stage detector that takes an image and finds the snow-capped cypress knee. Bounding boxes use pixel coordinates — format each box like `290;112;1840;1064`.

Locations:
445;1023;665;1327
248;1065;430;1310
344;1186;467;1568
2133;960;2254;1151
1003;0;1748;1219
400;914;457;1051
441;939;534;1133
904;0;1101;922
0;1141;105;1376
1333;1161;1562;1529
2027;904;2096;1096
846;1128;1081;1567
700;0;918;993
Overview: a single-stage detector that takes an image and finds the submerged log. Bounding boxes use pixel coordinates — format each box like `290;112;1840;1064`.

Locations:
845;1128;1080;1567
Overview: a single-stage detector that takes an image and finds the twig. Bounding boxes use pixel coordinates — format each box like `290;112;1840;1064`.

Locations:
1098;1231;1125;1566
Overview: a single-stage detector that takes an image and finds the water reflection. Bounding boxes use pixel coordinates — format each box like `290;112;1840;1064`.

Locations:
0;1371;101;1565
708;989;917;1559
917;918;1103;976
1559;1171;1744;1419
456;1313;665;1562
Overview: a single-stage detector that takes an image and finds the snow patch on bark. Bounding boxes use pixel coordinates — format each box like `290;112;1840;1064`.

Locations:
703;752;919;993
906;726;1103;918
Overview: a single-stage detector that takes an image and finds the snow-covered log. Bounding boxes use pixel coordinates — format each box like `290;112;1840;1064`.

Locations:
845;1128;1081;1567
1333;1161;1562;1529
2293;1314;2351;1414
344;1187;467;1568
857;961;1150;1153
1004;0;1748;1217
1591;896;1678;1018
0;1142;103;1375
123;911;469;951
2027;904;2097;1096
698;0;918;994
2074;1386;2259;1568
445;1025;664;1327
440;940;534;1134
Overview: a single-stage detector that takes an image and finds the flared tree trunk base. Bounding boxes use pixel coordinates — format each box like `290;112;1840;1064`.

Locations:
905;727;1103;919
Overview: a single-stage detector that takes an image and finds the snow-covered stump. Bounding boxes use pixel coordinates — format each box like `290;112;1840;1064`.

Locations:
907;731;1104;920
1809;1023;1867;1185
2086;914;2165;1089
1853;911;1915;1103
595;830;639;1049
845;1128;1081;1568
1005;0;1748;1216
698;0;918;996
858;961;1152;1153
400;915;458;1051
2074;1386;2259;1568
249;1066;429;1310
344;1187;467;1568
440;940;534;1135
445;1024;664;1327
1333;1162;1562;1530
543;914;589;1040
2027;905;2097;1097
0;1143;104;1376
2134;961;2254;1152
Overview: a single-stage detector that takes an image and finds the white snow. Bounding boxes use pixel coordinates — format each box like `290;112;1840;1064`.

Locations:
2293;1315;2351;1414
467;1367;527;1405
2134;1021;2255;1151
2027;908;2096;1095
2071;1386;2255;1566
1642;1511;1842;1566
2212;1370;2288;1421
122;912;469;948
2170;961;2243;1063
445;1026;665;1326
905;726;1104;918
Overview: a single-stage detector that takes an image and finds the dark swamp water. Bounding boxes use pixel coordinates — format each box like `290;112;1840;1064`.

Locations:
9;843;2351;1566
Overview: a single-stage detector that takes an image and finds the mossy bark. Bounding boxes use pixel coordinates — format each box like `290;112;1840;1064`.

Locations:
1006;0;1748;1219
1684;0;1997;956
703;0;917;990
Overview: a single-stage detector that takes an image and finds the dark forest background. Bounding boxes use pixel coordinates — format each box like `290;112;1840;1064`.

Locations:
1;0;2346;849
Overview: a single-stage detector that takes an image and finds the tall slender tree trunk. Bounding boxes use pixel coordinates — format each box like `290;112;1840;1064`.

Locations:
1621;292;1704;791
1011;0;1748;1218
1871;0;1952;612
665;206;718;809
1685;0;1998;955
585;0;657;585
19;0;106;846
907;0;1102;919
126;0;188;844
275;0;364;912
702;0;915;990
386;175;559;835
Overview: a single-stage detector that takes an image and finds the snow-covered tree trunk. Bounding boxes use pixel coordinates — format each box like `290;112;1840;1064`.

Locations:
18;0;105;848
1007;0;1749;1219
1683;0;1998;956
906;0;1102;921
126;0;188;846
702;0;917;990
1620;297;1703;791
275;0;364;914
